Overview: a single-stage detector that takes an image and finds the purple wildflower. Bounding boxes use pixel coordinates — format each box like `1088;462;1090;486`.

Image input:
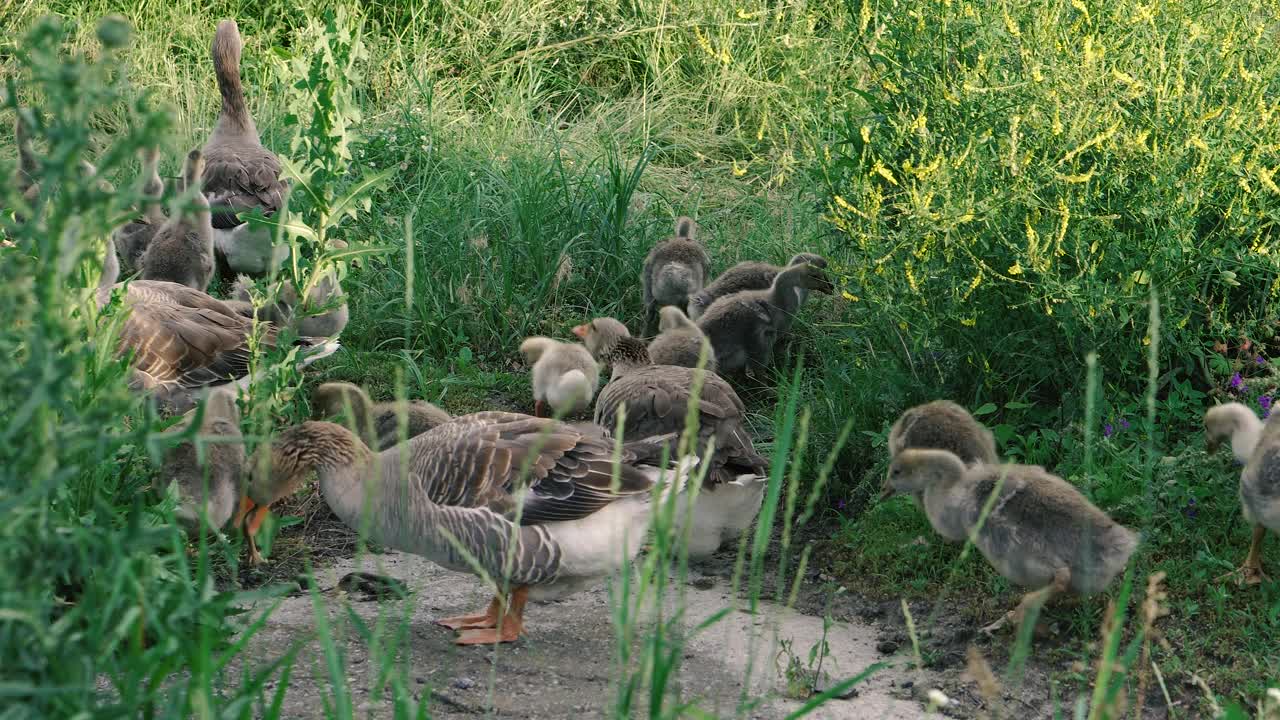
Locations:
1119;418;1131;431
1261;395;1273;418
1230;372;1244;390
1103;423;1114;438
1184;498;1198;520
837;499;846;510
1257;356;1267;366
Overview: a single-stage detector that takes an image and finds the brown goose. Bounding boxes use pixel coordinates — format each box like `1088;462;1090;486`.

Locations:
687;253;828;322
202;19;288;277
572;316;650;382
310;381;451;450
113;147;167;275
245;413;696;644
1205;402;1278;585
577;317;769;558
641;217;711;332
97;236;339;416
158;387;244;534
139;149;214;290
647;306;717;372
519;336;599;417
696;262;834;375
887;399;997;515
883;450;1139;633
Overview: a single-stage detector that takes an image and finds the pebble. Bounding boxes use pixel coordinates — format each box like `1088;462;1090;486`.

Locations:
452;676;476;690
876;640;900;654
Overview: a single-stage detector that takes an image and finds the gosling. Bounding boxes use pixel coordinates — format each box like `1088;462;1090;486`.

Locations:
687;253;828;322
642;217;710;333
647;306;717;372
696;262;834;375
883;449;1139;634
519;336;600;417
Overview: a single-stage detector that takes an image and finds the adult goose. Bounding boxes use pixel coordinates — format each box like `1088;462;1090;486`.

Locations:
97;236;338;415
202;19;288;277
245;412;695;644
576;317;769;558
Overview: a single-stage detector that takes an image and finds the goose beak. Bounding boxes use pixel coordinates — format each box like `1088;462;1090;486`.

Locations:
571;324;587;339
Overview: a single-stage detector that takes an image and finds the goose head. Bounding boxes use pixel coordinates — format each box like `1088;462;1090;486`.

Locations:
1204;402;1263;462
657;305;697;333
245;421;370;508
882;448;966;501
573;317;631;358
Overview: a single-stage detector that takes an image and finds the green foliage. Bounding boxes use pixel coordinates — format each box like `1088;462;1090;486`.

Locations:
820;0;1280;406
0;17;282;717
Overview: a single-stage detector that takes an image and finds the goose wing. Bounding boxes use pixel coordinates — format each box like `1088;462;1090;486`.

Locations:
593;365;764;482
397;412;658;525
202;144;285;229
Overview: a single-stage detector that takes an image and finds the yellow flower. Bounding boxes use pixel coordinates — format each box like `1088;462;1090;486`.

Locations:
841;290;860;302
961;317;977;327
871;161;898;185
737;8;756;19
732;160;748;177
860;125;872;144
1008;261;1024;276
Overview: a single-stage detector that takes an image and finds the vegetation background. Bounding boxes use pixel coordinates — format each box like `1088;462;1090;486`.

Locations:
2;0;1278;716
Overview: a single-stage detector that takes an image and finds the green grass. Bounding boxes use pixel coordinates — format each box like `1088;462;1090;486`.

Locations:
3;0;1280;717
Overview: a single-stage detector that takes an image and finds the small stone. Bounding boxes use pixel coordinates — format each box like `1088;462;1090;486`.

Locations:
415;676;426;685
452;676;476;690
876;640;899;654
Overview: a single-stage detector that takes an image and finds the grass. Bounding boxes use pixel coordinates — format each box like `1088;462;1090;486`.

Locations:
2;0;1279;717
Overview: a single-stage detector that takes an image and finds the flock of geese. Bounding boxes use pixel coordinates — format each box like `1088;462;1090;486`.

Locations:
11;18;1277;647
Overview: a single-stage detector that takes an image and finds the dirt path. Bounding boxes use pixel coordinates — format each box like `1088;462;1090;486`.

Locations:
243;550;942;718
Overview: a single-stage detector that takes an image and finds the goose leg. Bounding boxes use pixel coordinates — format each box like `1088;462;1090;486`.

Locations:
435;597;502;631
231;496;255;529
533;400;545;418
982;567;1070;635
244;504;271;566
1218;525;1269;586
454;586;528;645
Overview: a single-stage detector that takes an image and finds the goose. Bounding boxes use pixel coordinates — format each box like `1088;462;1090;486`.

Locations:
888;400;998;465
310;381;451;450
519;336;599;417
886;400;998;524
13;113;40;213
97;236;339;416
577;317;769;558
244;413;696;643
687;253;828;322
573;316;651;382
883;449;1140;633
12;111;108;224
646;306;717;372
1205;402;1278;585
158;386;244;534
230;253;349;338
113;147;166;275
696;261;835;375
641;217;710;333
202;19;288;278
139;149;214;290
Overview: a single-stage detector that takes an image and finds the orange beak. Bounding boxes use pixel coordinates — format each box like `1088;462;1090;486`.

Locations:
572;324;587;339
